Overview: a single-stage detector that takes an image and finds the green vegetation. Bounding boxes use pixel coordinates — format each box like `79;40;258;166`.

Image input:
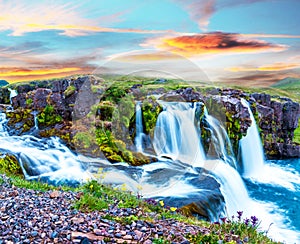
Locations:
37;105;62;126
0;154;23;175
64;85;76;97
141;97;163;134
294;118;300;144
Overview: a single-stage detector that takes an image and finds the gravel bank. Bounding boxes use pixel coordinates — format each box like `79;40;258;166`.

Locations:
0;174;207;244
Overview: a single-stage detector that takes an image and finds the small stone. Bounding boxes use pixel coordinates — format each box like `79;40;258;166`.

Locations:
134;230;143;239
93;229;102;236
50;190;60;198
120;230;126;236
31;231;38;237
115;233;122;238
143;240;152;244
123;235;132;240
140;226;147;232
51;231;58;238
71;217;85;224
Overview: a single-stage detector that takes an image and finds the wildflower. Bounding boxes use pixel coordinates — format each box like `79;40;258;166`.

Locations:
121;183;127;191
237;211;243;220
170;207;177;212
244;218;250;226
220;217;227;223
90;184;93;189
251;216;259;226
159;200;164;207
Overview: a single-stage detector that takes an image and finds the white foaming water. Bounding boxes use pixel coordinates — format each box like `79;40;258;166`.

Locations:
0;113;8;137
239;98;265;178
153;102;205;167
8;88;18;104
0;115;91;184
239;99;300;191
210;160;300;243
32;110;39;130
250;162;300;191
135;101;145;152
203;108;237;169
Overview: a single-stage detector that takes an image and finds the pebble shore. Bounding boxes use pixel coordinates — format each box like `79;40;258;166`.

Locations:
0;175;207;244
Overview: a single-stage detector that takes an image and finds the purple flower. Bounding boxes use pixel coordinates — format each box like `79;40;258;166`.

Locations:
237;211;243;220
244;218;250;226
251;216;259;226
220;217;227;223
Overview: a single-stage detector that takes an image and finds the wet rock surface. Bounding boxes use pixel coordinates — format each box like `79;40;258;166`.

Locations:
0;174;209;243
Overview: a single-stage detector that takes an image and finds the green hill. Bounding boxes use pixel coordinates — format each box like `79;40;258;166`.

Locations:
271;77;300;89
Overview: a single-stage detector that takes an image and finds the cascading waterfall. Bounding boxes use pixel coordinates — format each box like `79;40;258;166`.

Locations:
8;88;18;104
0;113;8;137
239;100;300;191
135;101;145;152
203;108;237;169
153;102;206;167
0;112;90;184
239;98;265;177
32;110;39;130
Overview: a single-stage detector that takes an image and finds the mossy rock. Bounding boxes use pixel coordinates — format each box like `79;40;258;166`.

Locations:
37;105;62;127
64;85;76;97
0;154;23;176
141;97;163;134
96;101;115;121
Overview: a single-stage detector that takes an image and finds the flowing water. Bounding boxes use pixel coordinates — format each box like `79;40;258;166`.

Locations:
8;88;18;104
239;98;265;177
0;98;300;243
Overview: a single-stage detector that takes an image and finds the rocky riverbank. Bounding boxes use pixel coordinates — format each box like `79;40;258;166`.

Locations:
0;174;205;244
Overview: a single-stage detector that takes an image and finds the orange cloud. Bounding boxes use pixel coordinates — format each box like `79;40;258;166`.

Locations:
111;51;182;62
227;63;300;72
151;32;286;56
0;67;91;83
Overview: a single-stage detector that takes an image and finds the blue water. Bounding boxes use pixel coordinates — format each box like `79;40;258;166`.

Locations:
245;159;300;236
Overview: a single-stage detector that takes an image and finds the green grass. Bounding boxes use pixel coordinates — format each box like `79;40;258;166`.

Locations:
294;118;300;144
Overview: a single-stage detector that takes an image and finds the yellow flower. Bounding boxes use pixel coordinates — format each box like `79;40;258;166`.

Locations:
159;200;164;207
121;183;127;191
170;207;177;212
90;184;93;189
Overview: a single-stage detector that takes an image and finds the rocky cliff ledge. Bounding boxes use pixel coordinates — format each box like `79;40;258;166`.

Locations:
0;75;299;160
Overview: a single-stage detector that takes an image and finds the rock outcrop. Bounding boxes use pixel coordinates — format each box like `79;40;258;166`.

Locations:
0;77;299;159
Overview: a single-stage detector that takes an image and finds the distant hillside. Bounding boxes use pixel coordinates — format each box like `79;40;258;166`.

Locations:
0;80;8;87
271;77;300;89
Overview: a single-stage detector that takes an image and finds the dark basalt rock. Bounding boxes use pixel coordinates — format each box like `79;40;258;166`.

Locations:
0;87;10;104
159;87;204;102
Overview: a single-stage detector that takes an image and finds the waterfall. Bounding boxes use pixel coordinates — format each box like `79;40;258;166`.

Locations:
0;113;90;184
135;102;144;152
239;98;265;178
8;88;18;104
0;113;8;137
32;111;39;130
203;109;237;169
153;102;206;167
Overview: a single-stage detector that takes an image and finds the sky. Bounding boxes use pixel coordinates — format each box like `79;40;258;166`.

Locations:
1;0;300;86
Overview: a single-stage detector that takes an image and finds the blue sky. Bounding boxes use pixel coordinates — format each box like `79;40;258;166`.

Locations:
0;0;300;86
